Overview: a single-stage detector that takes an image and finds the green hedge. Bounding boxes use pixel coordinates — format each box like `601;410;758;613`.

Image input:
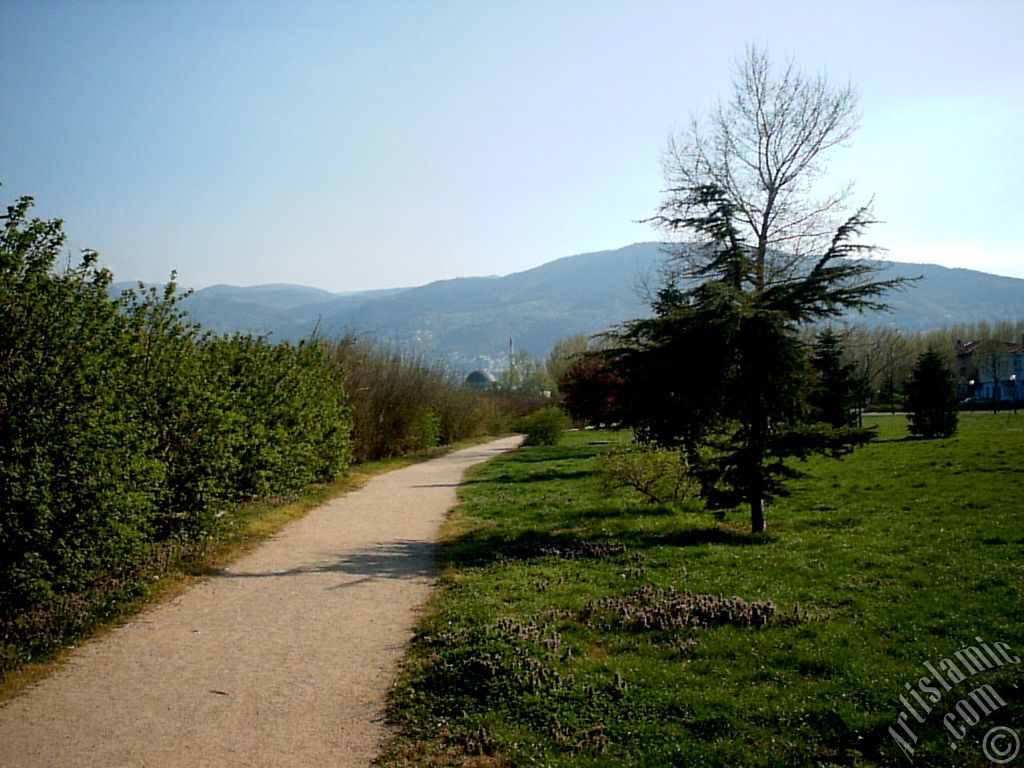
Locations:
0;197;352;639
0;194;537;674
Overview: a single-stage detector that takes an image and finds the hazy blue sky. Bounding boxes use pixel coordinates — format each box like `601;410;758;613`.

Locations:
2;0;1022;291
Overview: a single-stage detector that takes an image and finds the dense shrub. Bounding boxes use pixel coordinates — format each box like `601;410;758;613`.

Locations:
1;205;159;608
204;334;351;501
557;353;624;427
0;196;352;667
595;444;699;506
327;335;516;462
519;407;571;446
0;193;525;674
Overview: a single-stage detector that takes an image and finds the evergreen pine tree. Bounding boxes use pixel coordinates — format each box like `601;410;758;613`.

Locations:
608;48;912;533
808;329;861;428
905;350;959;438
611;186;904;533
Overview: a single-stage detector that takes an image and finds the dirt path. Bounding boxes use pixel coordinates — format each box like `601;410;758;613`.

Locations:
0;436;522;768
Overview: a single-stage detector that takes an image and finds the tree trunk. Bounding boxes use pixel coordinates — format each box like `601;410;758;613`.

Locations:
750;493;766;534
748;406;768;534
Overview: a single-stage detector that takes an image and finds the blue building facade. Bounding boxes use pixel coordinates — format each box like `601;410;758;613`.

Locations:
956;339;1024;403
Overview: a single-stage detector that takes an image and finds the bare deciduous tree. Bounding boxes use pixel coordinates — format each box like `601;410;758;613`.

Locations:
655;44;868;288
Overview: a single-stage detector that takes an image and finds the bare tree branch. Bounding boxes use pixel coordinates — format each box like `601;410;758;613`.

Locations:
657;44;867;289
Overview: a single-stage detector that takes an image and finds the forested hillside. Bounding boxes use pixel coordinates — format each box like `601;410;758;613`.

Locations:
167;243;1024;369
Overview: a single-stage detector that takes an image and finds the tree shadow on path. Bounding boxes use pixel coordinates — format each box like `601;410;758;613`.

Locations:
217;540;438;589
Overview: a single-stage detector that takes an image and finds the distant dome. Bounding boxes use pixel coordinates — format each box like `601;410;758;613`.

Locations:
465;370;497;388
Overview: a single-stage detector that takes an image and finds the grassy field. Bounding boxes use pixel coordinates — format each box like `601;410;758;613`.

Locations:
382;413;1023;766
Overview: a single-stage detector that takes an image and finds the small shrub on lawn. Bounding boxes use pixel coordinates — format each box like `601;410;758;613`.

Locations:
519;407;571;446
595;443;699;506
905;349;959;438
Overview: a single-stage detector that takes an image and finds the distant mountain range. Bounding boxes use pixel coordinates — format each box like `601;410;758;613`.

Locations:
113;243;1024;373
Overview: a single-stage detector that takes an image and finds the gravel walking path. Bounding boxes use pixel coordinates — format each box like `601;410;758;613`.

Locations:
0;436;522;767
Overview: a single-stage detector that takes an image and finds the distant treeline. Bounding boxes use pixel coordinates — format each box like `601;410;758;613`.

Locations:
820;322;1024;408
0;195;525;673
547;319;1024;433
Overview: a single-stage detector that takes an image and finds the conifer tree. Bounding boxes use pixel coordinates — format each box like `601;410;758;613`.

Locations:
808;329;861;428
609;48;909;533
905;350;959;438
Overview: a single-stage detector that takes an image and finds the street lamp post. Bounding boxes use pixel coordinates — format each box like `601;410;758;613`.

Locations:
1012;374;1018;414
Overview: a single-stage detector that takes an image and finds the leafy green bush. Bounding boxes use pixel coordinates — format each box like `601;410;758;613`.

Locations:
518;407;570;446
0;194;353;671
595;444;699;506
1;203;161;608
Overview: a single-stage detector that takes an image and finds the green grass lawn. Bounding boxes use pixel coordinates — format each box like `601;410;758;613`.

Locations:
381;413;1023;766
